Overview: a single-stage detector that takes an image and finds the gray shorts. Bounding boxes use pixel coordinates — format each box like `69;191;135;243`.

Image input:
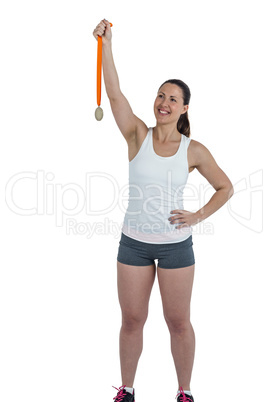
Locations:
117;232;195;269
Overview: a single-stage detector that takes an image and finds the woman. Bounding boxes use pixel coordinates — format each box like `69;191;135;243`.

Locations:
93;19;234;402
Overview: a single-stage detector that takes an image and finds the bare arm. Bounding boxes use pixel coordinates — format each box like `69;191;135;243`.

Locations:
93;20;143;142
169;140;234;228
193;140;234;222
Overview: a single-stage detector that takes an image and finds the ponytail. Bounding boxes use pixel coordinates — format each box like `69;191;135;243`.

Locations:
177;110;190;138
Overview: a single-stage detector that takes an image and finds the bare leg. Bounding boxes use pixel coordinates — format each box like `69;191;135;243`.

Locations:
170;322;195;390
157;264;195;390
117;261;156;387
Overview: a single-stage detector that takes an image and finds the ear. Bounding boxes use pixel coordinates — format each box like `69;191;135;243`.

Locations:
182;105;189;114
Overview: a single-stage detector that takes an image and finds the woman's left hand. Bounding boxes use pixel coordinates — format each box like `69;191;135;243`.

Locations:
168;209;199;229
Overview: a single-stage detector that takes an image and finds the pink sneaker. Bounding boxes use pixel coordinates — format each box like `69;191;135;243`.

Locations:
176;386;194;402
113;385;135;402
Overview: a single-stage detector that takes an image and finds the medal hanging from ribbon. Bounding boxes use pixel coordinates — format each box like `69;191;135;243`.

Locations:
95;22;113;121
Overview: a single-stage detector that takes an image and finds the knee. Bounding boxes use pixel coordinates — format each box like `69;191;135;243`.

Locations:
121;310;148;332
164;315;191;334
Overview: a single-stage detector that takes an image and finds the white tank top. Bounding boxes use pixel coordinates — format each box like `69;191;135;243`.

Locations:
122;127;193;244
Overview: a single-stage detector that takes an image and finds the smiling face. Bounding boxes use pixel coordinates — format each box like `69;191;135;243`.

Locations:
154;83;189;126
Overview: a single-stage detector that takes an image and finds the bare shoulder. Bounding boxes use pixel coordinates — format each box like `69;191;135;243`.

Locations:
188;138;233;191
188;138;214;169
188;138;209;154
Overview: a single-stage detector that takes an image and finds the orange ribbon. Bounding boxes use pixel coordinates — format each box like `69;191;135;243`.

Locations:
97;22;113;107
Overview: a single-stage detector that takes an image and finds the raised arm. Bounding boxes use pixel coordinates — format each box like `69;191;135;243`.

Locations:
93;19;143;143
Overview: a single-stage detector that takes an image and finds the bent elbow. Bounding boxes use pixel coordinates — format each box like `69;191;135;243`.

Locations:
228;185;234;198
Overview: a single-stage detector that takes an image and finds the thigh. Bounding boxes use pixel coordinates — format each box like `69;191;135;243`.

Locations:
157;264;195;323
117;261;156;322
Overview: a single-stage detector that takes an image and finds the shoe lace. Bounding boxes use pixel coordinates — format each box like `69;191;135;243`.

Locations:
175;386;192;402
113;385;127;402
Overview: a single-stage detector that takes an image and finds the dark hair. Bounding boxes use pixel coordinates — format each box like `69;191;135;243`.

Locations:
158;79;191;137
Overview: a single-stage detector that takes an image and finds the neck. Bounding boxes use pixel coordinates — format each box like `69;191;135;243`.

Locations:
153;124;181;143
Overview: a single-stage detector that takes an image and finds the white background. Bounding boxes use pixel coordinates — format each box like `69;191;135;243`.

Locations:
0;0;267;401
